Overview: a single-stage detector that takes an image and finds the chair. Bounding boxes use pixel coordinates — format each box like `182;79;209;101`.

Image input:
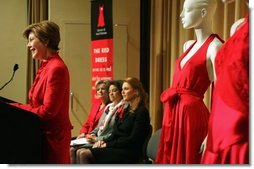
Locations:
139;124;153;163
146;128;161;163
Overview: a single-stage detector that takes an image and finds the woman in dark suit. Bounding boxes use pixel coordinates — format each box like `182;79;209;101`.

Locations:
78;77;150;164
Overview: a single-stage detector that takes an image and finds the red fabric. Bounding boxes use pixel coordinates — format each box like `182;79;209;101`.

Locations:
91;39;114;103
156;34;223;164
79;102;106;134
11;54;72;163
117;103;126;119
202;14;249;164
202;141;248;164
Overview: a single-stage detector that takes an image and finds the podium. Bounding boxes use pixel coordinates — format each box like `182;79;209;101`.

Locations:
0;96;43;164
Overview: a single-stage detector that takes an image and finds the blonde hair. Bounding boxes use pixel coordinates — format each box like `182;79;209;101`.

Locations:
95;80;111;91
95;80;111;103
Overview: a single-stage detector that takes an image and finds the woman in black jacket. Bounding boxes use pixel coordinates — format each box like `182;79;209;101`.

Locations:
78;77;150;164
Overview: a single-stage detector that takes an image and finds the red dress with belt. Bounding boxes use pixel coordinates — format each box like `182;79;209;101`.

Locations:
12;54;72;164
156;34;223;164
202;14;249;164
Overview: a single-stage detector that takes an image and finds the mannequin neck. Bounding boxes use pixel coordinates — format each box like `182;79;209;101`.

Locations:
194;23;213;44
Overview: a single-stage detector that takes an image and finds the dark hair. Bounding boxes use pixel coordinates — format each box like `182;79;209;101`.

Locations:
23;20;60;51
110;80;123;93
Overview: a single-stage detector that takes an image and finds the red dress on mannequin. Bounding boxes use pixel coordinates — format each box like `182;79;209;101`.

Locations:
156;34;223;164
202;14;249;164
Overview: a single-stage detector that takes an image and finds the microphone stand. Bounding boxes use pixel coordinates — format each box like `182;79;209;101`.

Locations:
0;64;19;91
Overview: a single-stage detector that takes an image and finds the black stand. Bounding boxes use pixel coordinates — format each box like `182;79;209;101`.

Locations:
0;96;43;164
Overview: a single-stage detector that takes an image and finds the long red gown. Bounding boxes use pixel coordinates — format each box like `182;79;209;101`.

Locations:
202;14;249;164
156;34;223;164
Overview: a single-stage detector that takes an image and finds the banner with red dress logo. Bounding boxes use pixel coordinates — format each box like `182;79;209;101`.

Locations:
91;0;113;103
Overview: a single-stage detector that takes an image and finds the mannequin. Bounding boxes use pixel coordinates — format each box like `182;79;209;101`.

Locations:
230;18;245;36
180;0;223;82
155;0;223;164
201;0;249;164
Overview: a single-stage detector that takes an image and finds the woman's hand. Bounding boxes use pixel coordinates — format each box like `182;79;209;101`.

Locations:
76;133;85;139
86;134;97;143
92;140;106;148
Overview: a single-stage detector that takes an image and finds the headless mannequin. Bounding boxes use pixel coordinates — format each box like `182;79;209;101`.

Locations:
180;0;223;83
200;0;249;163
228;0;248;36
199;0;248;155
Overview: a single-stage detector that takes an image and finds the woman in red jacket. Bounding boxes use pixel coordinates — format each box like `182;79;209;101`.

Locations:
76;80;110;138
70;80;110;163
11;20;72;163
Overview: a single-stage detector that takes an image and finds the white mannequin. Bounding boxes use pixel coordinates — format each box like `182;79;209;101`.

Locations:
230;18;245;36
180;0;224;155
201;0;249;164
226;0;248;36
180;0;223;82
199;0;248;155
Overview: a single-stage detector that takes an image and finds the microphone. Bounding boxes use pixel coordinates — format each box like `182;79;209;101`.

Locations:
0;64;19;91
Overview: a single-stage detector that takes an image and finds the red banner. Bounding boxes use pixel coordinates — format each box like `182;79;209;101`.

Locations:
91;39;113;103
91;0;113;103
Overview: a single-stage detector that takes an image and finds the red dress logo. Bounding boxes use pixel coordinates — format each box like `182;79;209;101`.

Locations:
97;4;105;27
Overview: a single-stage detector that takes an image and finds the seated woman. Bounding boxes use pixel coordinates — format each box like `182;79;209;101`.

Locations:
76;80;111;138
78;77;151;164
70;80;125;163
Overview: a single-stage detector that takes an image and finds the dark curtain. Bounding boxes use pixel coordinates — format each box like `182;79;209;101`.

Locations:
140;0;151;95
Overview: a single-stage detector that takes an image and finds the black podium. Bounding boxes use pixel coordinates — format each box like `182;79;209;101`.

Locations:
0;96;43;164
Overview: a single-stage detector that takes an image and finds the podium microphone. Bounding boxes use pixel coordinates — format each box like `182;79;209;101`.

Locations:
0;64;19;91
